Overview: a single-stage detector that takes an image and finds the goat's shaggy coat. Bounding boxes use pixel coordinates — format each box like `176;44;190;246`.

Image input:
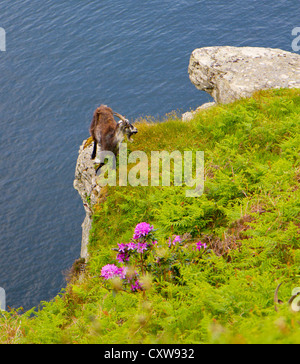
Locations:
89;105;137;173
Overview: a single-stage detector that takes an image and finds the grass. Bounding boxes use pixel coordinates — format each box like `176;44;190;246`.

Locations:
0;88;299;344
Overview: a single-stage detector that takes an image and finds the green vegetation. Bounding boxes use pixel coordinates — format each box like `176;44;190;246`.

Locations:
1;89;299;344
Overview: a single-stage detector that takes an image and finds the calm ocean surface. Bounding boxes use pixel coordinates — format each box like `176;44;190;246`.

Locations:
0;0;298;310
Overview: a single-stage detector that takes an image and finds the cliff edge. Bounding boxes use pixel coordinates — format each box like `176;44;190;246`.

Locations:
73;139;101;260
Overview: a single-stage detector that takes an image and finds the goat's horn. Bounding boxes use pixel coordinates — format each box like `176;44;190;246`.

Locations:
113;111;127;121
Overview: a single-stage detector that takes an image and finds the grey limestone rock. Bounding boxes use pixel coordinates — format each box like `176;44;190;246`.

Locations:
182;101;216;122
188;46;300;104
73;139;101;260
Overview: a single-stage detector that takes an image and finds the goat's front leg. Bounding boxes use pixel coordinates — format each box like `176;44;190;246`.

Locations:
95;162;105;175
91;141;97;160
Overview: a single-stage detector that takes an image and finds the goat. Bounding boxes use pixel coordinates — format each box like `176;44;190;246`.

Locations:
89;105;138;174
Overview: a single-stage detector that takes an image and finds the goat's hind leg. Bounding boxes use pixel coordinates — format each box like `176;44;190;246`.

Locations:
91;141;97;160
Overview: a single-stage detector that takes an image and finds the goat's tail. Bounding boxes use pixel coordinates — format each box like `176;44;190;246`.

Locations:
91;141;97;160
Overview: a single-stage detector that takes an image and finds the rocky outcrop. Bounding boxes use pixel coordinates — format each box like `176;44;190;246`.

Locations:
188;46;300;104
182;101;216;122
73;139;101;260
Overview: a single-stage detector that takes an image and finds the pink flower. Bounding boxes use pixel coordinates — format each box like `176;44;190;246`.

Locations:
118;243;127;252
137;242;148;253
116;253;129;263
101;264;127;280
117;242;137;262
196;241;207;251
168;235;181;247
173;235;181;243
118;266;127;279
131;280;143;292
127;242;137;250
133;222;153;239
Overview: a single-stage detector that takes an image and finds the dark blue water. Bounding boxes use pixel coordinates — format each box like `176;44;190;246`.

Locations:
0;0;298;310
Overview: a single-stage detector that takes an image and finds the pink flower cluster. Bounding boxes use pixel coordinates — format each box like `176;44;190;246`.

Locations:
101;264;143;292
100;222;210;295
117;240;157;263
133;222;154;239
101;264;127;280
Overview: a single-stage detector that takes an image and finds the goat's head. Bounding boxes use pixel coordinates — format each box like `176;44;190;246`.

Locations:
118;119;138;141
114;112;138;142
